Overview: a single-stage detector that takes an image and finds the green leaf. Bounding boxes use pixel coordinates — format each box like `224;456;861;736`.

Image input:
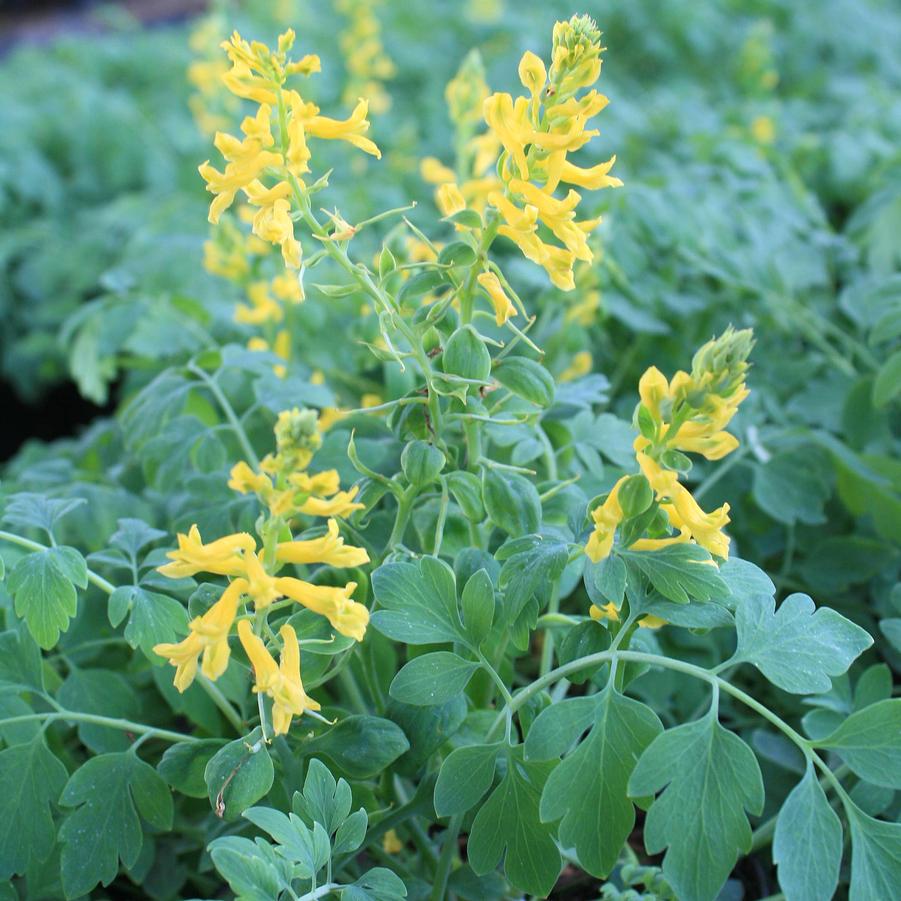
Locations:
773;762;842;901
7;546;88;649
434;743;502;817
628;713;764;901
205;729;275;821
303;716;409;779
292;758;352;836
621;543;728;604
443;325;491;382
752;447;832;525
400;440;446;487
847;803;901;900
535;688;663;877
57;667;140;754
107;586;189;662
493;357;555;408
815;700;901;788
59;751;173;898
243;807;330;878
371;557;465;645
208;835;290;901
390;652;479;706
333;809;368;856
108;518;166;559
444;208;483;229
482;470;541;536
734;592;873;694
585;555;627;608
1;493;86;538
872;348;901;406
498;535;568;619
343;867;408;901
157;740;226;798
445;470;484;522
0;735;68;879
389;695;467;775
468;750;560;896
0;626;44;692
461;569;494;642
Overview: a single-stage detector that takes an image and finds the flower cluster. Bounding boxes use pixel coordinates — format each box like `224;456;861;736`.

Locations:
228;408;364;520
336;0;395;115
585;328;753;564
482;15;622;291
198;29;381;270
154;408;369;735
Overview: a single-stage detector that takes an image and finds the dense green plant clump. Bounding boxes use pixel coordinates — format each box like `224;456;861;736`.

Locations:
0;1;899;900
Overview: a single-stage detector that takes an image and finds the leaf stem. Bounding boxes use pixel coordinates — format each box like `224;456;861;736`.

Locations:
188;362;261;469
0;710;198;744
430;813;463;901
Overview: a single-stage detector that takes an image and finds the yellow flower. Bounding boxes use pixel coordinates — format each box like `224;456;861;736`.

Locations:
276;518;370;568
482;16;619;291
243;180;302;269
476;271;517;326
154;578;247;691
436;183;467;218
297;487;365;518
238;620;320;734
420;157;456;184
585;477;626;563
158;525;255;579
589;601;620;622
383;829;404;854
229;461;273;495
303;97;382;158
275;578;369;641
198;105;283;224
559;351;592;383
751;115;776;145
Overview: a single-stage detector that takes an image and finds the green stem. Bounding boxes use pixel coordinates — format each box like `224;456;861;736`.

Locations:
296;884;339;901
386;486;416;552
0;710;197;744
197;674;245;734
539;579;561;677
337;666;369;715
188;363;261;469
430;813;463;901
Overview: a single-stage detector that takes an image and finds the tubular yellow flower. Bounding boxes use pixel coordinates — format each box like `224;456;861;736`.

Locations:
476;271;517;326
158;525;255;579
154;578;247;691
436;183;467;218
303;98;381;158
237;620;320;734
482;16;619;291
297;487;365;518
276;518;370;568
585;477;627;563
242;551;281;609
275;577;369;641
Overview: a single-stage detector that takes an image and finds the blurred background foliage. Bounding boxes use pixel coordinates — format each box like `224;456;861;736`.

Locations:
0;1;899;896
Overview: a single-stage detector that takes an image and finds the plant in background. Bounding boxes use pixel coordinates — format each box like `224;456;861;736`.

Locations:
0;9;899;901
